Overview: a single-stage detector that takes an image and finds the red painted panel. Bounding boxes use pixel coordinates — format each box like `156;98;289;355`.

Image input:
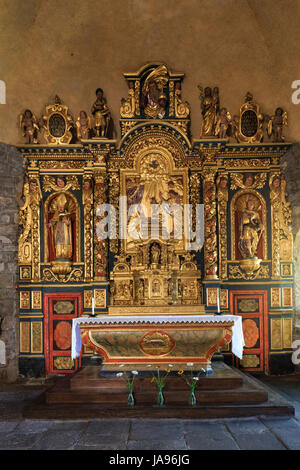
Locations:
44;292;82;375
229;290;269;374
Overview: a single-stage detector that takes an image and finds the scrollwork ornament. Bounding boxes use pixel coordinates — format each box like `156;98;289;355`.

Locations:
228;264;269;280
18;178;42;281
42;267;83;283
230;172;267;190
43;175;80;192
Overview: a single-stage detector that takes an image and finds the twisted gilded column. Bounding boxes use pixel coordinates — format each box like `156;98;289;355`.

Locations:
203;167;218;279
93;169;108;280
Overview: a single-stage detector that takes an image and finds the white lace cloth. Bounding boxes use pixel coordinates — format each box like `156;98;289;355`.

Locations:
71;314;245;360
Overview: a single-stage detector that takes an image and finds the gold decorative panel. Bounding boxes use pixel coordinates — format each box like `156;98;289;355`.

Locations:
31;291;42;310
271;318;282;350
31;322;43;353
282;288;293;307
240;355;260;368
271;288;281;307
206;288;218;307
283;318;293;349
95;289;106;308
20;322;30;353
20;291;30;309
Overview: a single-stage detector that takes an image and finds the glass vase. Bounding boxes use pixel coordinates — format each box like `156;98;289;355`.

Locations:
188;389;197;406
157;387;164;407
127;390;135;407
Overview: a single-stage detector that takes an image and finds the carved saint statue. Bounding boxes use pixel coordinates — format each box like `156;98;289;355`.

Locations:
48;193;76;262
238;199;264;259
267;107;288;142
91;88;111;137
19;109;39;144
198;86;218;137
50;212;73;260
140;64;169;119
76;111;91;140
151;243;160;264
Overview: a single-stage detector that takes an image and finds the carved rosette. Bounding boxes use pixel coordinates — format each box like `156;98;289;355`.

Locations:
94;171;108;279
203;168;218;279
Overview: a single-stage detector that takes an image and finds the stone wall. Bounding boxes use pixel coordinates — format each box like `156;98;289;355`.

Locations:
282;144;300;344
0;143;24;382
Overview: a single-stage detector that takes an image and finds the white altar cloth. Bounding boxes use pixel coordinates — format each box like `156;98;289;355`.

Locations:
71;315;245;361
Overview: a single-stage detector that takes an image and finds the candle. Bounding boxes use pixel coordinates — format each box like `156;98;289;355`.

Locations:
92;294;95;316
217;290;220;314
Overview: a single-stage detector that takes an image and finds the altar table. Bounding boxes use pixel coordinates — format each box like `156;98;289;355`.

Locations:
71;315;244;366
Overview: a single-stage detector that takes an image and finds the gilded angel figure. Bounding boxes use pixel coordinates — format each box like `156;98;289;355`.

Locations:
19;109;39;144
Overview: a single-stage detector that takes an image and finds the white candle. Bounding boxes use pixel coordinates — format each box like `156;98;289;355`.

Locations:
217;290;220;314
92;294;95;316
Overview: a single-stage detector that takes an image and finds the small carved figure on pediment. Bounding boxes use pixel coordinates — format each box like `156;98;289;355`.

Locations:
267;107;288;142
174;81;190;118
76;111;91;140
215;107;232;139
19;109;39;144
120;80;135;118
91;88;111;137
198;86;218;137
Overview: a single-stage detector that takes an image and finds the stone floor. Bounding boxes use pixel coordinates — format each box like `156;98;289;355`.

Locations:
0;373;300;450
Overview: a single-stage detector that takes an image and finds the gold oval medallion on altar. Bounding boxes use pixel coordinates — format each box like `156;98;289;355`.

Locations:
139;331;175;356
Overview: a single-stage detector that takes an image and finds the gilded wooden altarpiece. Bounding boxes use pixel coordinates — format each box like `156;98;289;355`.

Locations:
17;63;294;376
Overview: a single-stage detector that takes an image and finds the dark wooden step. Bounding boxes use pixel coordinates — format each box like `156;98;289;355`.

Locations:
70;363;243;392
24;394;294;420
22;363;295;420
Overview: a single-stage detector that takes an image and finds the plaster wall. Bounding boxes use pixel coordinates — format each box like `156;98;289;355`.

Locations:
1;0;300;144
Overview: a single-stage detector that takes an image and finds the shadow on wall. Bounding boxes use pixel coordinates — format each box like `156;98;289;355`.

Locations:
282;143;300;343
